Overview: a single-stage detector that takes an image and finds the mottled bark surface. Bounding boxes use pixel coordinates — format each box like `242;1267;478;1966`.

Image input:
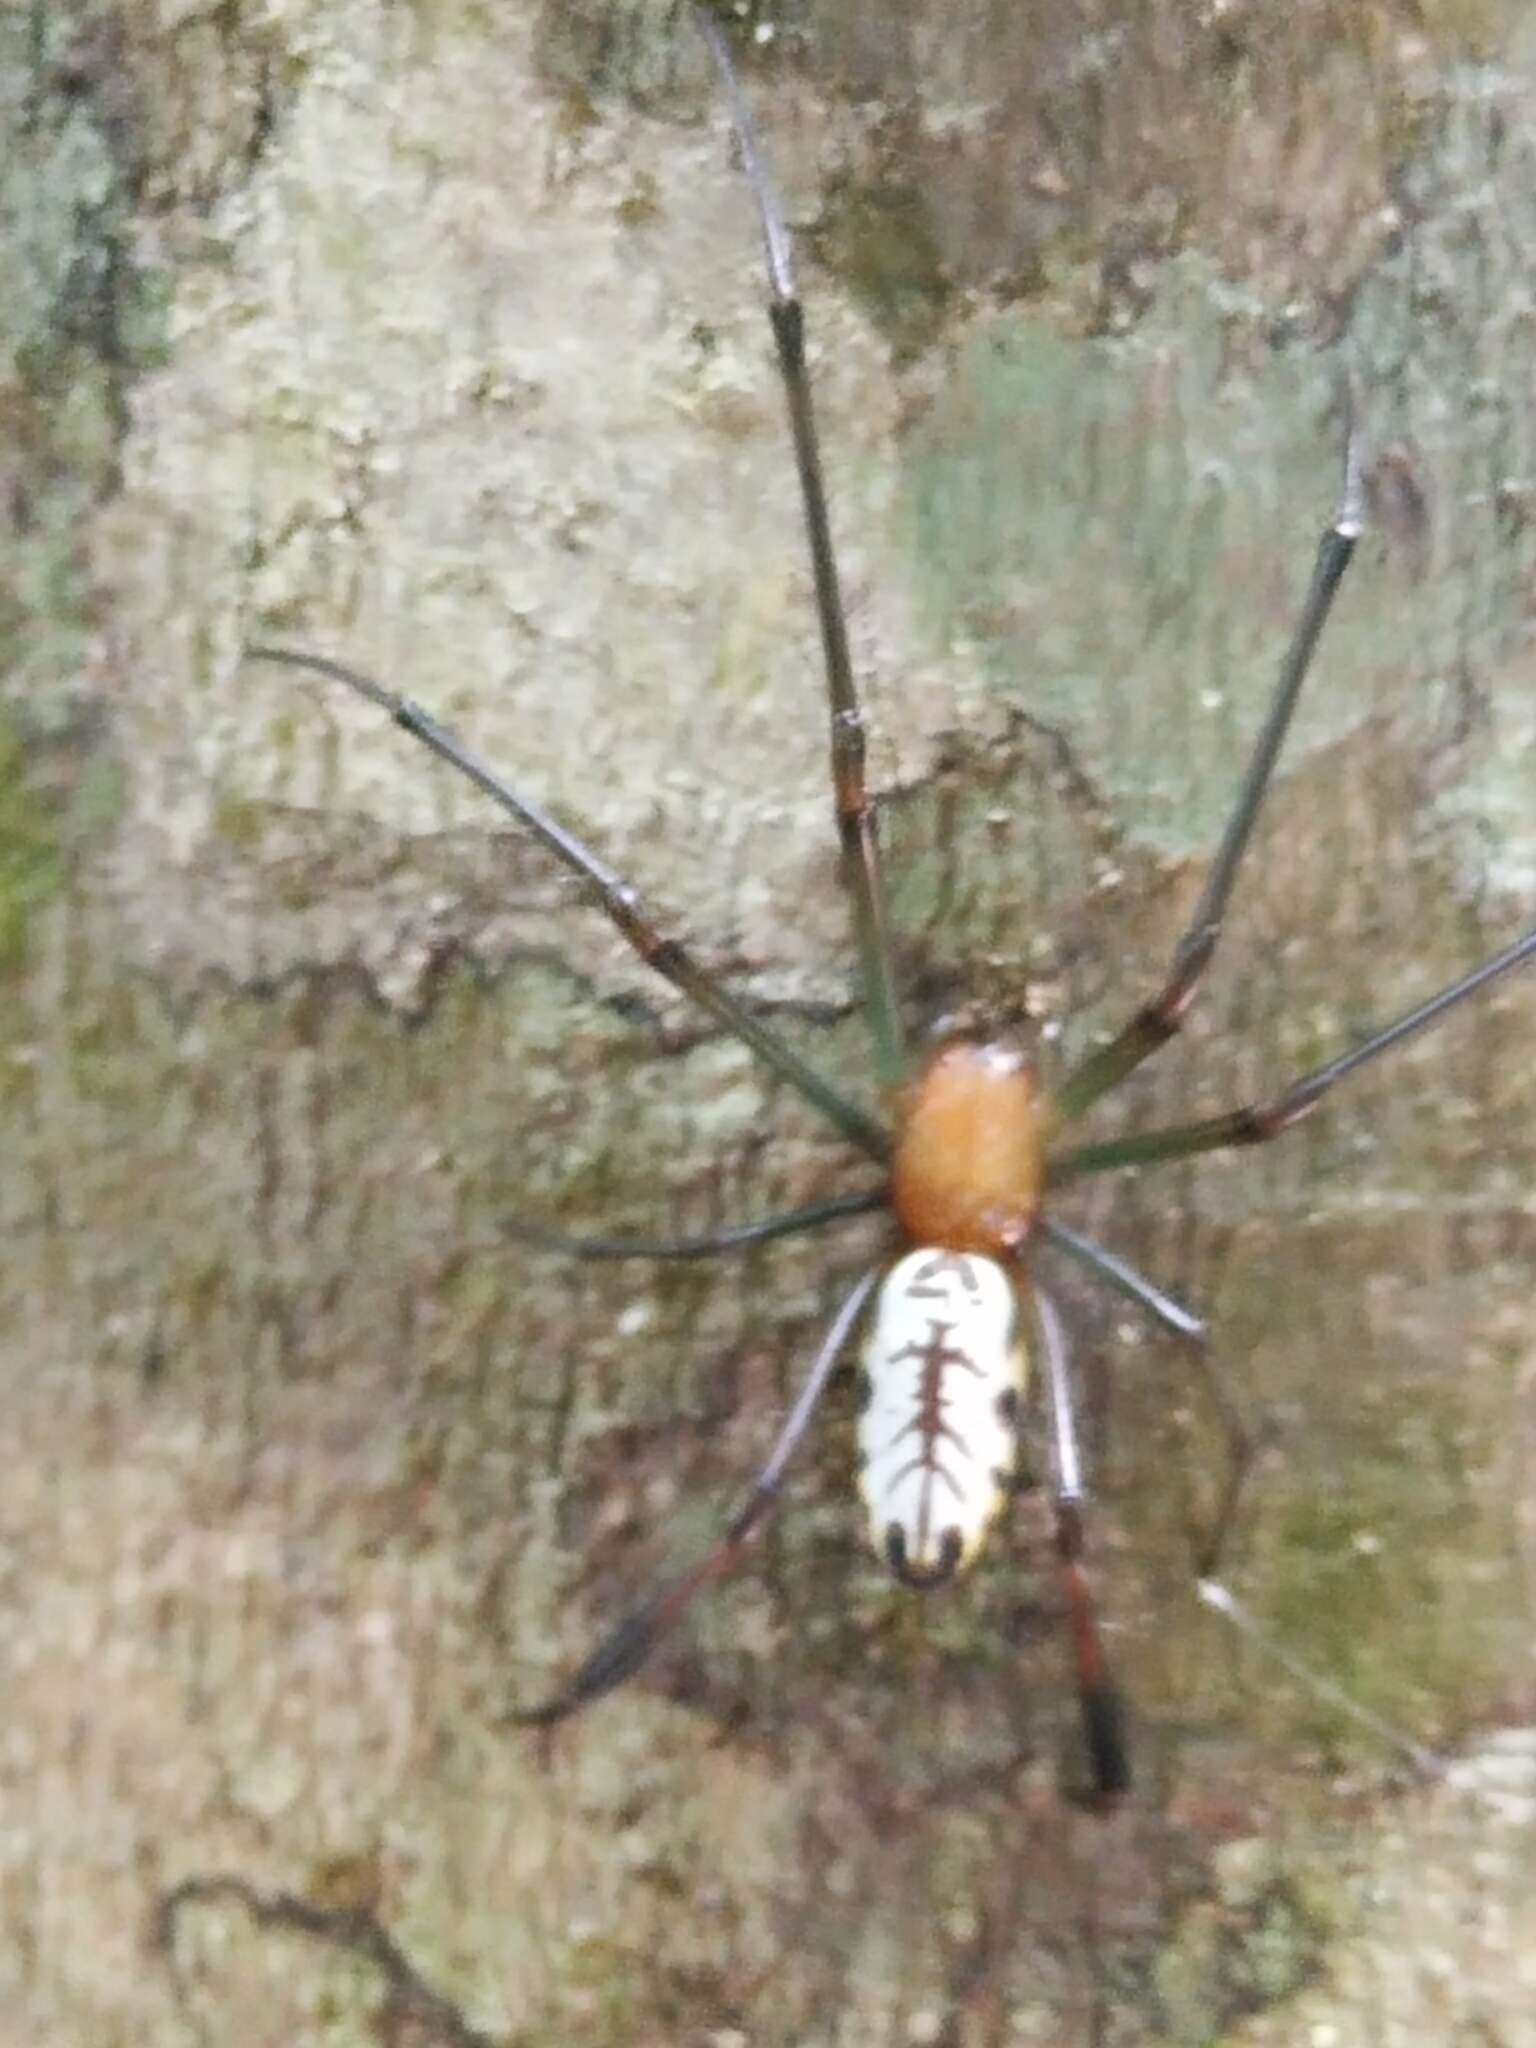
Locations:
4;2;1535;2043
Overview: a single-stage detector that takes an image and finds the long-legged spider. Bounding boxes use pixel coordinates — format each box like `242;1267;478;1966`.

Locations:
253;8;1536;1803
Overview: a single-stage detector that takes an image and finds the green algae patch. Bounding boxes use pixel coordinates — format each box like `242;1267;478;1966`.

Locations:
0;712;68;975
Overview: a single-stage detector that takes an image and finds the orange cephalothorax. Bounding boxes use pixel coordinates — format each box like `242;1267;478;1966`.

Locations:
891;1039;1047;1255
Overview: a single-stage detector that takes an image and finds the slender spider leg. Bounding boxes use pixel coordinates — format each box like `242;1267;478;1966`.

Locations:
1172;1311;1442;1778
1056;396;1365;1123
1033;1283;1130;1803
1170;1371;1446;1777
1050;919;1536;1181
695;9;907;1092
1039;1216;1205;1341
509;1265;879;1727
1178;1336;1267;1581
249;646;890;1161
1040;1220;1261;1574
1195;1581;1446;1776
502;1187;889;1262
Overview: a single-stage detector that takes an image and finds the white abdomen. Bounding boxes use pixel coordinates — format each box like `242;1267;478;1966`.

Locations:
857;1249;1027;1585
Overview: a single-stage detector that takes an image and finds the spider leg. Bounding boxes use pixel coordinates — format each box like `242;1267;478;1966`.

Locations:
1167;1345;1441;1774
1040;1222;1258;1599
1049;919;1536;1180
1033;1283;1131;1804
509;1265;879;1727
1190;1391;1444;1775
503;1188;889;1261
1180;1337;1267;1583
1039;1216;1205;1340
249;647;890;1162
696;10;907;1091
1195;1581;1446;1776
1056;392;1364;1123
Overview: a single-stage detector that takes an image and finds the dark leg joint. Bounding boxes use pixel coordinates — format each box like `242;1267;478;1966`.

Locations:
1238;1100;1311;1145
836;793;873;840
831;719;870;796
768;294;803;353
1053;1499;1085;1568
638;932;685;975
837;814;873;863
1255;1079;1327;1137
391;698;433;740
1158;924;1219;1026
1077;1680;1132;1806
726;1490;775;1548
1127;1002;1181;1061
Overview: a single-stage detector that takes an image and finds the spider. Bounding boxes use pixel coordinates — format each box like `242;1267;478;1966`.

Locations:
252;8;1536;1804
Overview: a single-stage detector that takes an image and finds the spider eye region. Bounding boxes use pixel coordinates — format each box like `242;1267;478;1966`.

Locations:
891;1037;1045;1255
858;1249;1028;1584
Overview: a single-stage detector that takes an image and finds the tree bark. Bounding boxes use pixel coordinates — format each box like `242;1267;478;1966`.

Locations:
5;2;1535;2041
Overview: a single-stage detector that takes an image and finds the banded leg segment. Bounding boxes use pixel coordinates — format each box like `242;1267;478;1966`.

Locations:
1033;1284;1131;1803
1056;407;1365;1123
1050;920;1536;1182
250;647;890;1161
696;9;907;1091
509;1266;879;1726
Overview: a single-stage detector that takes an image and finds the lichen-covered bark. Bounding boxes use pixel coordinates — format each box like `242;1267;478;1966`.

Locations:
4;2;1535;2043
